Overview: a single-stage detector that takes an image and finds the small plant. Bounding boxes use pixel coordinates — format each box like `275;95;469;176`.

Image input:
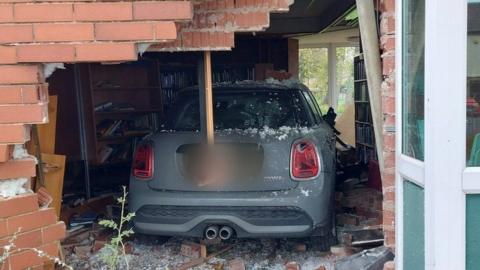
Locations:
99;186;135;270
0;228;72;270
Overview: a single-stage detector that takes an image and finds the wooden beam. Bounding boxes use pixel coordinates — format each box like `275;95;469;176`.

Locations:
356;0;385;173
203;51;214;145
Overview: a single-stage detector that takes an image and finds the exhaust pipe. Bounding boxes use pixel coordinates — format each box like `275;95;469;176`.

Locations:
219;226;233;240
205;225;219;240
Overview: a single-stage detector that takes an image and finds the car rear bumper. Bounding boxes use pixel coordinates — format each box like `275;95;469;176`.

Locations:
134;205;313;237
129;173;335;238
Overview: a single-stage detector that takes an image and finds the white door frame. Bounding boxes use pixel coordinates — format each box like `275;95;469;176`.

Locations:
397;0;469;269
394;0;425;269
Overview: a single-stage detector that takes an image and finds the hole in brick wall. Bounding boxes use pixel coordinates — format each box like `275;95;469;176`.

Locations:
29;4;392;267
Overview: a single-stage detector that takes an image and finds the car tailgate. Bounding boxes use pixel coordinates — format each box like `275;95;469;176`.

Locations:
146;129;306;192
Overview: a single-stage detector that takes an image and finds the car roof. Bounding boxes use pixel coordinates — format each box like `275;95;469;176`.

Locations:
177;80;310;95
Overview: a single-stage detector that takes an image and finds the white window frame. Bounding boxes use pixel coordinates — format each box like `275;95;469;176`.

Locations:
299;43;359;109
395;0;426;269
397;0;469;269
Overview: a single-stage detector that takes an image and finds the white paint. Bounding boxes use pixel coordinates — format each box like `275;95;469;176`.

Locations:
424;0;467;269
394;0;403;174
43;63;65;79
0;178;29;198
327;44;338;108
297;28;360;48
463;167;480;193
12;145;30;160
395;0;424;269
398;155;425;186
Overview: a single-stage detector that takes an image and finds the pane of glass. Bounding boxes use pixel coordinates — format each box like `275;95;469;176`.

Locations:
402;0;425;160
404;180;425;270
467;1;480;166
466;194;480;270
335;47;357;115
299;48;329;112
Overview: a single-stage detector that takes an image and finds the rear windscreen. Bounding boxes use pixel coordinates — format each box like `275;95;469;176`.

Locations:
168;90;310;131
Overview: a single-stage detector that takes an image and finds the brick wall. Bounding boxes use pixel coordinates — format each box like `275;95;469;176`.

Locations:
0;193;65;270
0;1;292;269
150;0;293;51
379;0;396;267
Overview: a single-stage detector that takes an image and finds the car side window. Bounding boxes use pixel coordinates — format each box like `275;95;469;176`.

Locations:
301;91;322;125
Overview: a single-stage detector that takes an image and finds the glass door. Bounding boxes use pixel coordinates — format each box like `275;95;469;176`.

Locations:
397;0;426;269
465;1;480;269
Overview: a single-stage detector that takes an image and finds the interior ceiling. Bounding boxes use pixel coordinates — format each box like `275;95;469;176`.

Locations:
265;0;356;35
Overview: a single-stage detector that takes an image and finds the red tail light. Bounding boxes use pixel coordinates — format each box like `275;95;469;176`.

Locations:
291;139;320;180
133;144;153;179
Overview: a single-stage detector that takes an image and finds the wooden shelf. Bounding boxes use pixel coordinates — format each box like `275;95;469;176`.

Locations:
354;54;377;163
97;132;151;141
95;109;163;115
355;120;372;125
92;87;159;92
354;79;367;83
356;141;375;148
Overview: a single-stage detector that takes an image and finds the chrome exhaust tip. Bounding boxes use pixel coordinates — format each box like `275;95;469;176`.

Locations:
219;226;233;240
205;225;219;240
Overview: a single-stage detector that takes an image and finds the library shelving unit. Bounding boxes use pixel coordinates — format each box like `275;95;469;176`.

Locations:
79;61;163;166
354;54;377;164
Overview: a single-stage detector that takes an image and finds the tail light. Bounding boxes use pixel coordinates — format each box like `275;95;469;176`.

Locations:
132;143;153;179
290;139;320;180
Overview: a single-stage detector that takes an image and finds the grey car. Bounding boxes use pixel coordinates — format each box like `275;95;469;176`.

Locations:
129;82;336;246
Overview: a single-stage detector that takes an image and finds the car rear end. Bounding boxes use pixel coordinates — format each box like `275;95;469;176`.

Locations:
129;83;336;239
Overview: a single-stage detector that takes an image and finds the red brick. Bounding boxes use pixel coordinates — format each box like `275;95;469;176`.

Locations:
0;193;38;218
42;222;65;243
133;1;193;20
382;96;395;114
0;145;11;162
0;65;41;84
0;85;42;104
384;229;395;247
0;229;42;249
6;208;56;234
95;22;155;41
383;209;395;228
380;13;395;35
384;133;395;151
235;12;269;29
14;3;73;22
34;23;94;42
382;54;395;76
0;124;30;144
0;24;33;43
0;104;48;124
0;4;13;22
17;44;75;63
75;43;137;62
8;241;58;270
73;2;132;21
0;220;7;238
0;45;16;64
381;35;395;52
155;22;177;40
0;158;36;180
380;0;395;13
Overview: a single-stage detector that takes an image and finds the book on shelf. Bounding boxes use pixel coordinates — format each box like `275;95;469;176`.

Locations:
98;145;114;164
94;101;113;112
96;113;159;139
94;102;135;112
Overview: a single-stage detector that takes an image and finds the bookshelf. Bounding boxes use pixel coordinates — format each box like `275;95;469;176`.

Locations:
354;54;377;164
80;61;163;166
